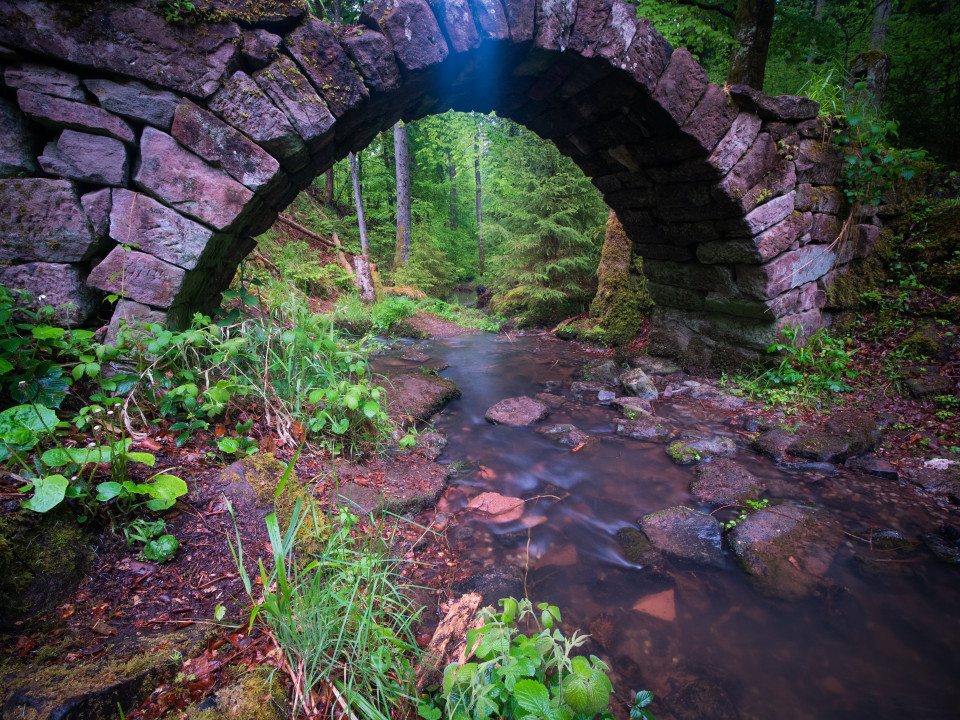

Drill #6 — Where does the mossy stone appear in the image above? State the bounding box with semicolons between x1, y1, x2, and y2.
588;211;650;346
185;666;289;720
903;322;942;358
0;508;91;628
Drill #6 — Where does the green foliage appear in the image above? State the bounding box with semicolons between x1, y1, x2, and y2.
230;499;423;720
718;498;771;531
124;518;179;563
157;0;196;23
833;104;929;210
485;121;606;326
742;325;859;406
391;220;458;298
435;597;616;720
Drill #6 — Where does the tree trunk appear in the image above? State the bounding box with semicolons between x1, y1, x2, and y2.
394;121;412;268
447;154;458;230
349;151;375;302
727;0;776;90
353;254;375;302
870;0;893;48
474;125;484;276
324;168;334;205
332;0;341;25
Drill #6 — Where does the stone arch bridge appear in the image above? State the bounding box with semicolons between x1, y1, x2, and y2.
0;0;872;366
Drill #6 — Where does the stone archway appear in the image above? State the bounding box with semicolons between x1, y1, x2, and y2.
0;0;870;366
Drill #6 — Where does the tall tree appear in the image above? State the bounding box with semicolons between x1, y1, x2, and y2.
393;121;412;268
475;123;484;276
349;152;375;302
728;0;776;88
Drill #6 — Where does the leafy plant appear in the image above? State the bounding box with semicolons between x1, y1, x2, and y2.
124;517;179;563
230;499;424;720
743;324;858;406
438;597;616;720
717;498;770;531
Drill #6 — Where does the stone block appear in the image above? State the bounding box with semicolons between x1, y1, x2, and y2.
809;213;843;244
682;82;738;155
534;0;579;51
501;0;535;42
594;0;638;64
723;190;796;237
643;259;735;293
86;246;186;308
172;99;287;201
134;127;255;232
201;0;307;33
285;18;370;117
621;17;672;96
83;79;180;131
795;139;843;185
340;26;402;94
651;47;708;127
632;243;696;262
0;262;100;325
708;112;761;175
698;211;810;265
209;71;308;171
729;85;819;121
796;183;844;214
254;56;336;152
17;89;135;144
0;178;94;262
109;189;218;271
4;64;84;100
241;29;282;70
432;0;481;53
0;97;37;177
646;282;706;311
717;131;776;202
39;130;129;186
104;299;168;347
738;160;796;214
737;244;837;300
81;188;112;239
362;0;449;72
0;2;240;98
567;0;610;56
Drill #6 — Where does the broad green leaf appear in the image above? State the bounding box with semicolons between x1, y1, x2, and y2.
143;474;188;511
22;474;69;512
32;326;65;340
633;691;654;709
124;451;157;467
0;358;13;375
143;534;178;562
514;679;551;715
96;481;123;502
42;445;111;467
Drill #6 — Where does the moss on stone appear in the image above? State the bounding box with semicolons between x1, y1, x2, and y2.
903;322;942;358
185;666;289;720
667;441;702;464
0;508;91;627
826;231;892;309
587;211;650;346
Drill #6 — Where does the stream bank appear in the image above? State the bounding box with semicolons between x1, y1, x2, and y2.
2;313;958;720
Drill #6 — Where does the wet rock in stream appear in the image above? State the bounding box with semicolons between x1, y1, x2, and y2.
484;396;549;426
618;367;658;400
728;501;842;600
924;526;960;564
666;436;737;465
451;566;524;606
616;416;676;443
384;372;461;425
752;428;797;462
570;380;612;403
845;453;899;480
787;411;880;463
534;391;567;408
611;396;653;416
538;423;597;448
639;506;726;568
579;358;621;385
690;458;762;506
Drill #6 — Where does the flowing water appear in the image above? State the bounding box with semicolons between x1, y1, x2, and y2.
380;332;960;720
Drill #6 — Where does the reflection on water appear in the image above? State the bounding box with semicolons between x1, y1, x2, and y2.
382;333;960;720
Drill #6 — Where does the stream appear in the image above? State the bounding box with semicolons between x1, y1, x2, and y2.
379;332;960;720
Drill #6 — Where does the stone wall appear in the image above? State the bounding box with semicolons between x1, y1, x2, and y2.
0;0;870;366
